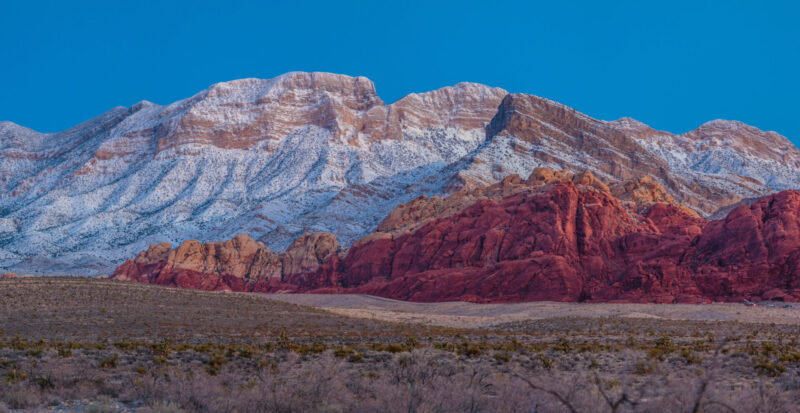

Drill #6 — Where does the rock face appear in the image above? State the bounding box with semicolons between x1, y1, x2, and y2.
113;169;800;303
0;73;507;274
451;94;798;216
113;232;339;292
2;72;799;275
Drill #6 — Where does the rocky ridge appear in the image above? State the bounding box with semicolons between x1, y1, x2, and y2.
2;72;798;275
113;168;800;303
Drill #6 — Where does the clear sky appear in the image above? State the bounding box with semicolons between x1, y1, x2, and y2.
2;0;798;143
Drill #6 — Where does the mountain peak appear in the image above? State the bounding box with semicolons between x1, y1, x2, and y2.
696;119;748;131
1;73;798;276
199;72;382;108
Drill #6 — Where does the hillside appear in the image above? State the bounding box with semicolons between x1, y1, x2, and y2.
113;168;800;303
2;72;798;275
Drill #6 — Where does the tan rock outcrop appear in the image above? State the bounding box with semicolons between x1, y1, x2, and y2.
611;175;701;218
112;232;337;290
282;232;340;276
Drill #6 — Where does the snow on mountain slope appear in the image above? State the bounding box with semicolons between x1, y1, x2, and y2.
0;72;507;274
633;119;800;193
443;94;798;215
0;71;797;275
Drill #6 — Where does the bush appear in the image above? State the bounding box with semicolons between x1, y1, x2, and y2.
5;368;26;384
206;353;226;375
680;348;702;365
754;358;787;377
494;353;510;363
99;355;118;369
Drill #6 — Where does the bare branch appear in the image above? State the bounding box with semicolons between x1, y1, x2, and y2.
512;371;579;413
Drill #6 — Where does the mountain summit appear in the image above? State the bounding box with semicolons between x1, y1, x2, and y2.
0;72;797;274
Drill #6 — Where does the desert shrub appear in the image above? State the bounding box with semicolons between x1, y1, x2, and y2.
494;352;510;363
778;351;800;363
551;337;572;352
537;354;554;369
56;343;73;358
647;336;675;360
114;341;138;350
680;348;703;365
151;339;171;356
754;358;787;377
333;346;355;358
236;346;254;358
276;329;295;351
32;375;54;389
99;355;118;368
25;345;43;357
633;359;656;375
206;353;226;375
5;367;26;383
297;341;327;356
8;337;27;351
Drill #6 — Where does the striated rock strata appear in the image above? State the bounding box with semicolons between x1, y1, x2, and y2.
113;169;800;303
2;72;798;276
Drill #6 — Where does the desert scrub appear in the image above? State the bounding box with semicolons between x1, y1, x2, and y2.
5;366;26;383
99;355;118;368
680;348;702;365
56;343;73;358
494;352;510;363
206;353;226;375
551;337;572;352
535;354;554;369
297;341;327;356
633;359;657;375
333;346;356;358
647;336;675;360
753;357;787;377
458;341;483;357
114;340;140;350
151;339;171;356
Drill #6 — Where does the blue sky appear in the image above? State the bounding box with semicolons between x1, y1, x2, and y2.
1;1;798;143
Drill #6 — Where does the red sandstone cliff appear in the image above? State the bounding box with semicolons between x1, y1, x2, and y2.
112;169;800;303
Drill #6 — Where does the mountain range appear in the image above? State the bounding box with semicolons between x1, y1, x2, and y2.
1;71;798;277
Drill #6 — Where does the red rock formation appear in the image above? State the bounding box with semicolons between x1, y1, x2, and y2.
113;232;338;292
113;173;800;304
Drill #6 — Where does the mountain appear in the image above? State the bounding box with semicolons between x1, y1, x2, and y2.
112;168;800;303
1;72;797;275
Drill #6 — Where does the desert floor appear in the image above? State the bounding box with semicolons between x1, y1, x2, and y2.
2;277;800;412
263;293;800;328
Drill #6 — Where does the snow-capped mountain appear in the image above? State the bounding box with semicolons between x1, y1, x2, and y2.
0;72;796;274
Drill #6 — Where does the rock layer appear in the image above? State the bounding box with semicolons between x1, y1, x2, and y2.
113;169;800;303
3;72;798;275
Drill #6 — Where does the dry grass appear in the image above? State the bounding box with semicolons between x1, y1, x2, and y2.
2;277;800;412
0;277;457;343
264;293;800;328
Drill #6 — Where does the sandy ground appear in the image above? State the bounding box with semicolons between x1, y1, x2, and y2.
263;294;800;328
